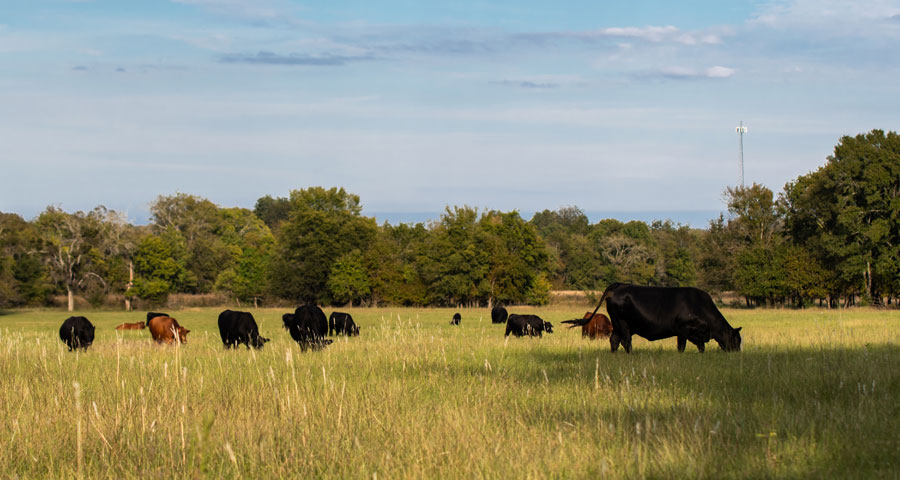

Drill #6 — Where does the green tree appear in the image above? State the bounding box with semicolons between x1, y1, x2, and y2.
589;220;656;285
360;223;427;306
34;206;113;311
530;207;597;289
253;195;292;232
480;210;549;306
696;215;736;295
724;184;792;305
650;220;698;287
150;194;231;293
212;207;275;305
269;187;377;303
130;231;194;305
418;206;491;306
327;250;371;305
782;130;900;304
0;213;49;307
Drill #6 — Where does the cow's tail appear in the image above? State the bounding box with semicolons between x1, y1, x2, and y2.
587;283;618;320
560;319;588;327
560;283;618;327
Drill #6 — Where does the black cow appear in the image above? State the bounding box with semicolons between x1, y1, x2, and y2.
329;312;359;336
491;306;508;324
59;316;95;351
282;313;294;330
146;311;169;327
505;314;554;337
450;312;461;325
590;282;742;354
218;310;270;349
284;305;332;351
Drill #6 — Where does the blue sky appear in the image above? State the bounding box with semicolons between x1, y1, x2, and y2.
2;0;899;225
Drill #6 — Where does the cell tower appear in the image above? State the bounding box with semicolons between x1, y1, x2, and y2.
736;121;748;186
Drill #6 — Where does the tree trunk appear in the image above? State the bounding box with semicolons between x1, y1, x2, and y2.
125;261;134;311
67;285;74;312
865;261;873;303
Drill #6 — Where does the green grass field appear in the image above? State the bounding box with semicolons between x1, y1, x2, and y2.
1;306;899;478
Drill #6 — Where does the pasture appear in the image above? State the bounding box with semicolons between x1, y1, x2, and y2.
1;307;899;478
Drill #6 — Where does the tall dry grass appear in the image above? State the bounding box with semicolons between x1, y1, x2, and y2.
1;307;898;478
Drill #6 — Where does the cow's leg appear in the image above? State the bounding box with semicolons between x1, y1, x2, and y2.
677;336;687;353
619;324;633;353
609;332;620;352
695;342;705;353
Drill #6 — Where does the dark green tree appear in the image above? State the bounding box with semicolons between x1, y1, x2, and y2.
253;195;292;232
782;130;900;304
650;220;698;287
360;223;428;306
417;206;490;306
269;187;377;303
480;210;550;306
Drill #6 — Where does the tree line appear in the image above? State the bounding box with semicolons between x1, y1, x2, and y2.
1;130;898;310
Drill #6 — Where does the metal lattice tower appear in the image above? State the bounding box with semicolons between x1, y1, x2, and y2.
735;121;748;186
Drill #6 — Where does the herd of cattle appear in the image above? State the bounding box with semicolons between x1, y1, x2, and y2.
57;283;742;354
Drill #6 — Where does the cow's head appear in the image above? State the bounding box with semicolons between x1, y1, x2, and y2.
717;327;742;352
543;322;554;334
79;324;95;348
176;327;190;344
351;325;360;336
252;336;270;349
282;314;294;330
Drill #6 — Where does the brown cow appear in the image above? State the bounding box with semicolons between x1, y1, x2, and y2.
115;322;146;330
561;311;613;339
147;316;190;344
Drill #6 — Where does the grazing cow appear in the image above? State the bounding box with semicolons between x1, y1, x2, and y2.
589;283;742;354
561;312;613;339
147;315;190;345
450;312;461;325
115;322;146;330
59;316;95;351
282;313;294;330
505;314;554;337
491;306;508;324
146;311;169;327
284;305;332;351
218;310;270;349
329;312;359;336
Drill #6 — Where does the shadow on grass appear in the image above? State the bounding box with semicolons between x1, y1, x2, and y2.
442;344;900;477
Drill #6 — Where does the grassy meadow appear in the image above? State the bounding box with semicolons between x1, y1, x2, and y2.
1;306;899;478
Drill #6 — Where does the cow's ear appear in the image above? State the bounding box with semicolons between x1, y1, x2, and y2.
735;327;742;333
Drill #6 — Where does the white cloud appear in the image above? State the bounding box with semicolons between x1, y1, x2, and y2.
705;66;735;78
654;65;735;79
751;0;900;30
597;25;722;45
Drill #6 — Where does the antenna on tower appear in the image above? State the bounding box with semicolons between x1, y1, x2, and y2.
736;121;748;186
